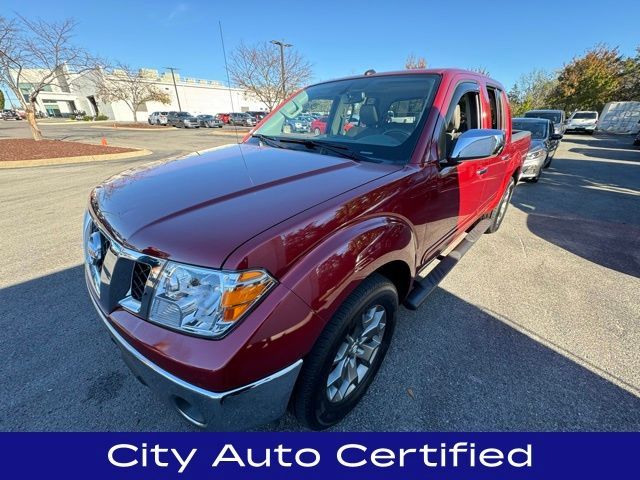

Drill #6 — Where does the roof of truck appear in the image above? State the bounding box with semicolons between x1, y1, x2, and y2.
311;68;501;88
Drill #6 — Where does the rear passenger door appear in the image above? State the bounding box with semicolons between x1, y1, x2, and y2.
483;86;510;205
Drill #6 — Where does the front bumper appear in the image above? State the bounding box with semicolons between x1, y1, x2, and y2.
566;124;596;132
89;292;302;430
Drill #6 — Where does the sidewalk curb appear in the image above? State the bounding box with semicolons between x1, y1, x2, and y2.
0;149;153;169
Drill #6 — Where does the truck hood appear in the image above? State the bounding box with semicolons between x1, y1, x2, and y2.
568;118;597;125
91;143;400;268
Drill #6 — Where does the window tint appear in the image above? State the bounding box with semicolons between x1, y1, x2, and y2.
487;87;504;130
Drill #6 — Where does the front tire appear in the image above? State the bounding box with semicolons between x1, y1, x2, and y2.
485;177;515;234
291;274;397;430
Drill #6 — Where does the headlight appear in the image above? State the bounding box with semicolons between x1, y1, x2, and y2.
525;149;544;161
148;262;276;338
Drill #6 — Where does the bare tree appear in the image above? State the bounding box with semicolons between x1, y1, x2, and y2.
228;41;312;111
0;15;101;140
95;64;171;122
405;54;427;70
469;66;491;76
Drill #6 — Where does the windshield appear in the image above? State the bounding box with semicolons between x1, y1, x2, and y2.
251;74;440;163
513;120;548;140
572;112;597;119
525;111;561;123
177;112;192;117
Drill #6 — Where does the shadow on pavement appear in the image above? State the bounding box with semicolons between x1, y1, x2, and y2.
512;135;640;277
1;266;638;431
566;134;640;151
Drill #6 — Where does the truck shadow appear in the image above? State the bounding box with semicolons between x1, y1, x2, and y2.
511;136;640;278
2;266;638;431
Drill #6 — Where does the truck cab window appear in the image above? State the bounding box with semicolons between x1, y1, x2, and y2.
487;87;504;130
440;89;480;159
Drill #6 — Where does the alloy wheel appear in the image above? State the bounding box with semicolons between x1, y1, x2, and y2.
326;304;387;403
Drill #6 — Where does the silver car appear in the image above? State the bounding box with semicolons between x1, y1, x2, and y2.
513;118;563;183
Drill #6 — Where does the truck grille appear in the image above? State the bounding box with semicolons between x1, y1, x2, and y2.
130;262;151;301
84;215;164;316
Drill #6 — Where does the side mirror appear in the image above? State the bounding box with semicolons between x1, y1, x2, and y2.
450;129;505;161
550;133;563;140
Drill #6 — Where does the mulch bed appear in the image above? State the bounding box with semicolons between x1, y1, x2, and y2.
0;139;135;162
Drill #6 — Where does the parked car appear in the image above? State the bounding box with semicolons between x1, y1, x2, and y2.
85;69;530;431
2;109;22;120
634;130;640;146
148;111;169;125
310;115;358;136
524;109;566;136
247;111;268;121
513;117;562;182
197;114;224;128
167;111;200;128
228;112;256;127
216;113;231;124
311;115;328;135
566;111;598;134
283;114;314;133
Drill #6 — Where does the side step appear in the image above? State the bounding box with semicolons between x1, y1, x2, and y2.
404;218;492;310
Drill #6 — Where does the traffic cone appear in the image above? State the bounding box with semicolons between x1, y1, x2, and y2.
101;137;107;146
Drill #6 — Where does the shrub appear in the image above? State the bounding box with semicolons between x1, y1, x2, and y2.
82;115;93;121
95;114;109;121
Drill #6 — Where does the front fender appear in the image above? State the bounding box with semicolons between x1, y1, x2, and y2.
280;216;417;323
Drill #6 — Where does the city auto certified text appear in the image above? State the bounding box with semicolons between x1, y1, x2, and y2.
108;442;532;473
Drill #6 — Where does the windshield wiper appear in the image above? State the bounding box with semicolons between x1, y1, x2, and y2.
275;137;382;163
251;133;285;149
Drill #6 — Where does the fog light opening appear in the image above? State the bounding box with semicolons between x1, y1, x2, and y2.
172;396;207;427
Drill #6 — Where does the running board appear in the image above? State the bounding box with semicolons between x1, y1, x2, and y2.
404;218;492;310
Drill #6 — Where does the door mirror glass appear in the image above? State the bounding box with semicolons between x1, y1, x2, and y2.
550;133;563;140
450;129;505;161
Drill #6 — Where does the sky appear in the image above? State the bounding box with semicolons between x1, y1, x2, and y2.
2;0;639;91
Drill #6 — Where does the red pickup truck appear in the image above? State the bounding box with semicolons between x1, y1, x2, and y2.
84;69;530;430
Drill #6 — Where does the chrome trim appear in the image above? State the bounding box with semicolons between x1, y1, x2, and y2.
450;129;506;161
88;290;303;430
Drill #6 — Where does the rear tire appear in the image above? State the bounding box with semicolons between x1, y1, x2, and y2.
291;274;397;430
485;177;515;234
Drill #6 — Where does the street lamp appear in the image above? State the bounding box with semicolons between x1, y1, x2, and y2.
165;66;182;111
270;40;292;99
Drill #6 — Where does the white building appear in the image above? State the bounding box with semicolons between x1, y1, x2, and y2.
13;65;268;121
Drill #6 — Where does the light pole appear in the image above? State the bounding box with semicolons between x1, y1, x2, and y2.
270;40;292;99
165;66;182;111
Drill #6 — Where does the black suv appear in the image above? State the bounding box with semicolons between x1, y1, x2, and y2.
167;111;200;128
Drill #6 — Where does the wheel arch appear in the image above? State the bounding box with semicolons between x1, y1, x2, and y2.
281;215;417;325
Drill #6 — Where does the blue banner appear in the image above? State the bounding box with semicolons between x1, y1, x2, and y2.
0;433;637;478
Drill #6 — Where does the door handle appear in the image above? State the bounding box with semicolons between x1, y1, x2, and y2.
477;167;488;175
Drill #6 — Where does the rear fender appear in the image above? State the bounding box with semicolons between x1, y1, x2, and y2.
281;217;416;324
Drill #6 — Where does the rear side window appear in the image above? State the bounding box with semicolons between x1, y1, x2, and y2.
487;86;504;130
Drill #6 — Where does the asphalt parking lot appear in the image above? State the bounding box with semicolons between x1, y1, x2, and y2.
0;122;639;431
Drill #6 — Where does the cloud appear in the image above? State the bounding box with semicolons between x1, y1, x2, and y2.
167;3;189;20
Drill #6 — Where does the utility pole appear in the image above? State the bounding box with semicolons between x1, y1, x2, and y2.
270;40;292;100
165;67;182;111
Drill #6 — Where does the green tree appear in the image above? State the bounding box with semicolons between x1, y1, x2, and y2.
617;46;640;101
0;89;4;110
507;69;557;116
549;44;623;112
